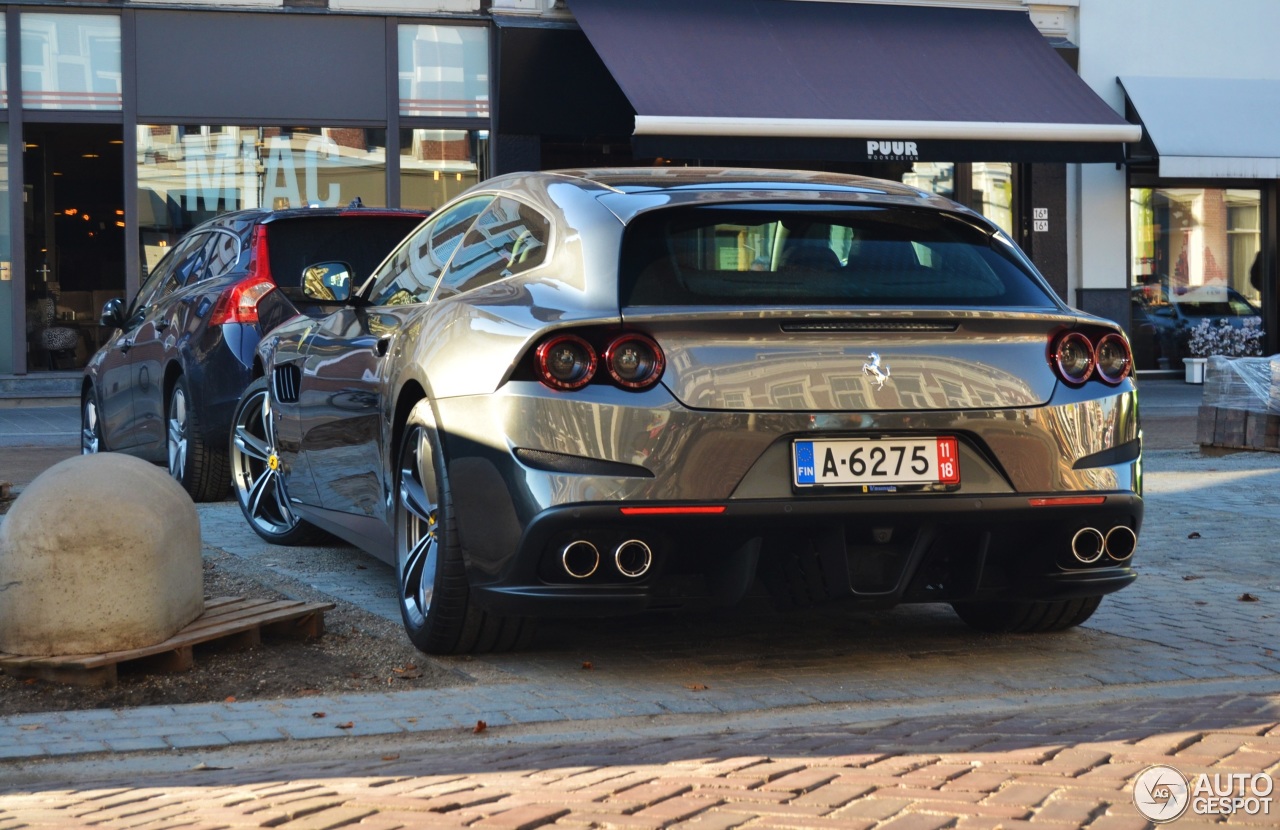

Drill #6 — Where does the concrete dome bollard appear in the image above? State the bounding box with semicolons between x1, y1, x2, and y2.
0;453;204;656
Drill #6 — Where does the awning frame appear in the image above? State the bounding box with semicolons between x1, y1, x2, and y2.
635;115;1142;144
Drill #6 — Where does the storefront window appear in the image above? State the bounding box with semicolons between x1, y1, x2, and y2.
902;163;954;199
0;17;7;108
901;162;1013;237
136;126;387;273
399;129;484;210
0;126;11;373
397;24;489;118
21;14;121;111
1129;187;1263;371
971;162;1013;238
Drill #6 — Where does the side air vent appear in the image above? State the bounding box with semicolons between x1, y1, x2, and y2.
780;321;959;333
272;364;301;403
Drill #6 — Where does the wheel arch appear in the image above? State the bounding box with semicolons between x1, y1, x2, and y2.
391;379;429;472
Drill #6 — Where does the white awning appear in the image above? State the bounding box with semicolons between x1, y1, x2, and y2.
1120;76;1280;178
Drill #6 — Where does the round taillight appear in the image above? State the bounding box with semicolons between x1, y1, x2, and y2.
535;334;597;390
1053;332;1095;384
1094;333;1132;384
604;334;665;390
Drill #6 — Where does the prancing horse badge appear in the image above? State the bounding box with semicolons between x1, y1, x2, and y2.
862;352;891;390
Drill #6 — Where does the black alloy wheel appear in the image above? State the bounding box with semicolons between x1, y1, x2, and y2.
81;391;102;455
167;375;230;501
395;414;531;654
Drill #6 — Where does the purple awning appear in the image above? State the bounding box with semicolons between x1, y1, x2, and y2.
565;0;1141;163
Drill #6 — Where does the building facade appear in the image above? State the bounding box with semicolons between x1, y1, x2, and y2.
1;0;1274;381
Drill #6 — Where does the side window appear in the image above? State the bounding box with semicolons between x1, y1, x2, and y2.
200;230;242;282
172;232;212;286
127;233;204;324
368;196;491;306
435;197;551;301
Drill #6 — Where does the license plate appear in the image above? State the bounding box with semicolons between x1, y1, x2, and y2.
793;437;960;488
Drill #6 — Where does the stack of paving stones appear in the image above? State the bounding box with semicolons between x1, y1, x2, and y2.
1196;355;1280;451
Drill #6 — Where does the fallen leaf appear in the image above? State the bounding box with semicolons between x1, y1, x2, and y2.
1183;575;1204;581
382;754;400;761
1194;601;1208;606
685;683;710;691
336;722;354;730
473;720;488;734
1188;532;1202;539
582;661;594;671
392;664;418;674
1240;593;1261;602
393;670;423;680
19;725;40;731
312;712;326;719
22;678;37;686
224;696;237;703
406;717;419;724
191;762;230;771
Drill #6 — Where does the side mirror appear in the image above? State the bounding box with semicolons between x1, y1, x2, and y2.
301;261;354;303
99;297;125;328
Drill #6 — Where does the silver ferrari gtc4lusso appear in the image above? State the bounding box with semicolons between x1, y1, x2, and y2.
230;168;1142;654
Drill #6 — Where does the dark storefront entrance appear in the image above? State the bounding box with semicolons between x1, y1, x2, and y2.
22;123;124;371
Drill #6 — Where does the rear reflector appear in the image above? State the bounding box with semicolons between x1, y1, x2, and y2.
620;505;726;516
1028;496;1108;507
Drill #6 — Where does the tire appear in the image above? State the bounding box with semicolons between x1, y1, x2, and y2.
81;390;102;455
396;413;532;655
758;537;831;611
230;377;327;546
951;596;1103;633
167;375;230;502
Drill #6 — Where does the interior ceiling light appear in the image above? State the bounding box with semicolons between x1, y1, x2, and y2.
82;153;99;159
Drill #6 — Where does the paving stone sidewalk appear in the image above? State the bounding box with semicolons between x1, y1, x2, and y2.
2;689;1277;829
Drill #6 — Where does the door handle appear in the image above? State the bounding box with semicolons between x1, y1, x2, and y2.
155;320;170;332
375;337;390;357
119;339;133;354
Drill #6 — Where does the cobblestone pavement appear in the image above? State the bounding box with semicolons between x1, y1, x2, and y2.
3;382;1280;827
2;689;1278;828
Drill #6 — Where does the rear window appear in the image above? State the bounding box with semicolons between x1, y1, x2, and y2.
619;204;1056;308
266;214;424;290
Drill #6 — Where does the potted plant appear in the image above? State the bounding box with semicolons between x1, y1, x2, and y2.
1184;317;1265;383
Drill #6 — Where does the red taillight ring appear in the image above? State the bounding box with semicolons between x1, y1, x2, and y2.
1053;331;1095;385
1094;332;1133;385
604;333;665;390
535;334;597;391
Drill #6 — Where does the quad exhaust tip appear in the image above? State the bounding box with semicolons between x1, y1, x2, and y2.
614;539;653;578
562;540;600;579
1104;525;1137;562
1071;525;1138;564
1070;527;1105;564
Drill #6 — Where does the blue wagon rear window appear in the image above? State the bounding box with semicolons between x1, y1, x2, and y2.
619;204;1057;308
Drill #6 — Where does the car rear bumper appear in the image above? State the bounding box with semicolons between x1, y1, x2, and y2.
468;492;1142;617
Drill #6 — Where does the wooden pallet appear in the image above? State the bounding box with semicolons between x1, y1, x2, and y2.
0;597;335;688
